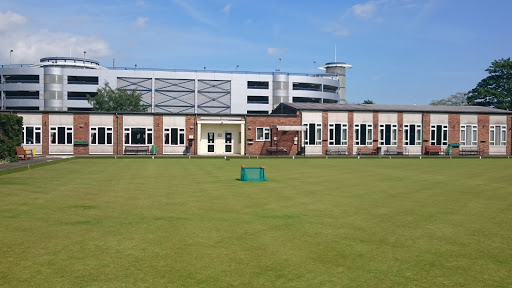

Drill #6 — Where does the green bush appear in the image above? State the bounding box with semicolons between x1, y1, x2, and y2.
0;113;23;161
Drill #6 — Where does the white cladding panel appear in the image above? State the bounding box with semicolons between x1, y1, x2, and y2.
328;112;348;122
430;114;448;124
49;114;73;125
353;112;373;123
302;112;322;123
460;115;478;125
123;115;153;126
90;115;113;126
403;113;422;123
163;116;186;127
378;112;397;123
490;115;507;125
18;114;42;125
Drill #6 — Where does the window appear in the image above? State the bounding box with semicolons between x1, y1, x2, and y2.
460;125;478;146
23;126;41;144
50;126;73;145
323;85;338;93
490;125;507;146
247;81;269;89
379;124;398;145
247;96;269;104
256;127;270;141
5;91;39;99
329;123;348;146
292;97;322;103
4;75;39;83
303;123;322;146
354;124;373;146
124;127;153;145
91;127;113;145
404;124;422;146
430;125;448;145
68;92;97;100
247;110;269;115
67;76;99;85
164;128;185;145
293;82;321;91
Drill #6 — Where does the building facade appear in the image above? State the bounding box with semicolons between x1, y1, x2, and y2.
11;103;512;157
0;57;346;114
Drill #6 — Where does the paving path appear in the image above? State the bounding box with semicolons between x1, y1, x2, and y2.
0;156;72;171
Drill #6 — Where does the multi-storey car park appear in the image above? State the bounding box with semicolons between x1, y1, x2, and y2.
0;57;351;113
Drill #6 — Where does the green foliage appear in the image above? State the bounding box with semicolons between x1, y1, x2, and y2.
467;58;512;110
88;82;148;112
362;99;375;104
430;92;468;106
0;113;23;161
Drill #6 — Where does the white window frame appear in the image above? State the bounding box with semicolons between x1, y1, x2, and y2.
490;125;507;146
23;126;42;145
303;123;322;146
460;124;478;146
164;128;185;146
354;123;373;146
90;126;113;145
328;123;348;146
124;127;153;145
256;127;270;141
403;124;422;146
50;126;73;145
430;124;448;146
379;124;398;146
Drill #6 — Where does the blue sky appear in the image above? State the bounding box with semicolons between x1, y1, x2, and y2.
1;0;511;104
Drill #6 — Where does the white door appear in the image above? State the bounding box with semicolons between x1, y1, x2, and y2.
224;132;233;153
207;132;215;153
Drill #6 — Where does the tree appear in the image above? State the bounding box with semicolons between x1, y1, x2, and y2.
88;82;148;112
0;114;23;161
362;99;375;104
467;58;512;110
429;92;468;106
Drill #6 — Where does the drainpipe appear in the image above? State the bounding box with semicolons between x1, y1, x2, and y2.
194;114;198;156
244;116;247;156
421;112;424;156
116;112;119;155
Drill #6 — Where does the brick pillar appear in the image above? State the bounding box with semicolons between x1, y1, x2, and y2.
422;113;431;155
73;114;89;155
42;113;49;155
373;112;379;150
448;114;460;156
113;114;124;155
322;111;328;155
398;112;404;148
186;116;196;155
478;114;490;155
348;112;354;155
154;115;163;155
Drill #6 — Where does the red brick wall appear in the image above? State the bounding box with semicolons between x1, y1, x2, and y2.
448;114;460;156
186;116;196;155
422;113;431;154
397;113;404;148
246;115;301;155
73;114;89;155
42;113;49;155
372;112;378;150
322;111;329;154
154;115;163;155
478;115;490;155
114;114;124;155
348;112;354;154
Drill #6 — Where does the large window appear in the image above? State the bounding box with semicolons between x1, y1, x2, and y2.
293;82;321;91
430;125;448;145
50;126;73;145
404;124;422;146
247;81;269;89
303;123;322;146
354;124;373;146
490;125;507;146
328;123;348;146
23;126;41;145
91;127;113;145
460;125;478;146
379;124;398;145
247;96;269;104
124;127;153;145
4;75;39;83
164;128;185;145
256;127;270;141
67;76;99;85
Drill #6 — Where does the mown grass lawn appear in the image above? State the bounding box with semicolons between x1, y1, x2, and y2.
1;157;511;287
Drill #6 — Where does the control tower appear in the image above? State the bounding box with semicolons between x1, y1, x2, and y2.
319;62;352;104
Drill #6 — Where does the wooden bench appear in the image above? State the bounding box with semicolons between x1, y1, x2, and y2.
385;146;408;156
16;146;33;160
460;147;482;155
267;146;287;155
327;146;350;155
357;146;377;155
124;145;150;155
425;145;443;155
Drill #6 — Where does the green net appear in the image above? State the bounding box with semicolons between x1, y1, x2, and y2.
240;166;266;182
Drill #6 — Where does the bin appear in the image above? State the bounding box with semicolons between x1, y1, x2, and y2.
376;147;382;155
151;145;157;155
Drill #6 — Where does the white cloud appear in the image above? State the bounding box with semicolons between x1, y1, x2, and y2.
0;10;110;64
323;22;351;37
222;4;232;15
0;11;27;31
267;48;286;56
352;1;377;18
136;0;147;8
171;0;216;26
134;17;148;28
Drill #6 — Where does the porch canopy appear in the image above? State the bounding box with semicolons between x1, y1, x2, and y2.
270;125;306;131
